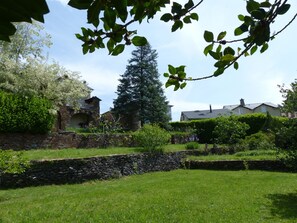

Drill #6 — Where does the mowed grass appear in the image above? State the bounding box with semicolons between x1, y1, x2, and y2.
187;150;278;161
0;170;296;223
21;144;187;161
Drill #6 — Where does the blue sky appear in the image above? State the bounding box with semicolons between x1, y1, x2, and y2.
44;0;297;121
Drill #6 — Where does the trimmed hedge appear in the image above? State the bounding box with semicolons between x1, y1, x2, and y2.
170;113;287;143
0;91;55;133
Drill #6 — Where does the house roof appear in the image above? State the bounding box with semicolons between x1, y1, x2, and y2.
223;102;279;111
181;109;233;120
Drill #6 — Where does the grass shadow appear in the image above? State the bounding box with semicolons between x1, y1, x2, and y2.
266;192;297;220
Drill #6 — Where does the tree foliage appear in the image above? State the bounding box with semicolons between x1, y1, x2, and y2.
0;91;55;133
0;0;49;41
276;118;297;171
213;116;250;145
133;124;171;152
0;23;90;110
279;79;297;115
0;0;296;89
113;43;169;129
0;150;30;177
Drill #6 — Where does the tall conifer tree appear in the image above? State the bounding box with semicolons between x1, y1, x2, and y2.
113;43;169;129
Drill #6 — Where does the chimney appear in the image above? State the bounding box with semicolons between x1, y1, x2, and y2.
209;104;212;113
240;98;245;106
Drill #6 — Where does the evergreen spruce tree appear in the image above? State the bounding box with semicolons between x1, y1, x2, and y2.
113;43;169;130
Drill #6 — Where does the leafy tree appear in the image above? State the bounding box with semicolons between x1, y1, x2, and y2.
113;43;169;129
0;22;51;64
0;0;296;89
279;79;297;116
213;116;250;145
0;22;90;110
275;118;297;171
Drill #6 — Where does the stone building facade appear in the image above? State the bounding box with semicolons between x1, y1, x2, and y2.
54;96;101;131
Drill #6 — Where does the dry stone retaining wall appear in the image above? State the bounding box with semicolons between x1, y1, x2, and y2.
1;151;191;188
0;133;196;150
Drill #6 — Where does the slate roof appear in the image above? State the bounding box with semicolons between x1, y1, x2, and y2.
223;102;279;111
181;109;233;120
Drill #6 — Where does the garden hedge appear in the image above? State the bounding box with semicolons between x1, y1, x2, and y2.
170;113;287;143
0;91;55;133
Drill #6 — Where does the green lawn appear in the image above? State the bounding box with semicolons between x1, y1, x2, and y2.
0;170;296;222
187;149;278;161
21;144;187;161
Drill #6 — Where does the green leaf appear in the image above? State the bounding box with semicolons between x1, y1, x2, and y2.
216;45;222;54
107;39;115;54
176;65;186;72
246;0;260;13
183;16;191;24
260;2;271;7
221;54;235;62
214;68;224;77
217;31;226;41
131;36;147;46
111;44;125;56
168;65;176;75
82;44;89;54
104;8;116;28
234;62;239;70
174;83;180;91
115;0;128;22
190;13;199;21
68;0;92;9
250;45;258;55
177;71;186;80
204;44;213;56
276;4;290;15
238;14;245;21
223;47;235;56
171;20;183;32
87;0;101;25
251;9;266;20
184;0;194;10
180;82;187;89
214;61;224;68
234;24;248;36
171;2;182;14
204;30;214;43
81;27;88;36
160;13;173;22
163;73;170;78
260;43;269;53
209;51;220;60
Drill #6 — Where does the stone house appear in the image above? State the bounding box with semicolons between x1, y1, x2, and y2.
54;96;101;131
180;99;281;121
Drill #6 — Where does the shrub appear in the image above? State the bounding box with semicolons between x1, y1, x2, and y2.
133;124;171;152
213;116;249;145
239;131;276;151
0;91;55;133
185;142;200;150
0;150;30;176
275;118;297;171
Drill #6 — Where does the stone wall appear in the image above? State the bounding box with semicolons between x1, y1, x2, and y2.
0;132;194;150
0;151;191;188
185;160;289;172
0;132;135;150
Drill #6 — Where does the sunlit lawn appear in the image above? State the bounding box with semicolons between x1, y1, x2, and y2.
21;144;187;161
0;170;296;222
